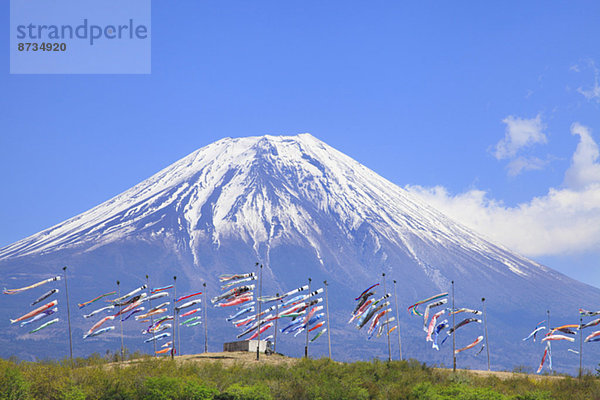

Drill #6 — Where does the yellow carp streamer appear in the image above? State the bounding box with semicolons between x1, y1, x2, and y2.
4;276;61;295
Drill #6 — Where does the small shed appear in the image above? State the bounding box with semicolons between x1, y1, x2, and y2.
223;340;272;353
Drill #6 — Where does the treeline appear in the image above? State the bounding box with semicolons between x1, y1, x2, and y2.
1;354;599;400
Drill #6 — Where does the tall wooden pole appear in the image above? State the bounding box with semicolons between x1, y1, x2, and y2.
393;280;402;360
382;273;391;362
304;277;311;358
546;309;551;371
324;280;332;359
203;282;208;353
256;263;262;361
482;297;490;371
117;280;124;362
62;266;73;366
146;275;157;356
172;276;177;359
579;316;583;379
274;293;279;353
452;280;456;372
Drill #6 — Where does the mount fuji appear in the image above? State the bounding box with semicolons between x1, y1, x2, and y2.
1;133;598;372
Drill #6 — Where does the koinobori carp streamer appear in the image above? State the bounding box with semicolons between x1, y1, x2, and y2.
454;335;484;354
10;300;58;324
219;272;255;283
310;328;327;342
175;299;202;312
84;326;115;339
78;291;116;309
175;292;203;303
423;299;447;332
211;285;254;304
21;307;58;327
31;289;59;306
4;276;61;295
355;284;379;301
408;292;448;316
541;334;575;343
522;326;546;342
111;284;147;304
29;318;59;334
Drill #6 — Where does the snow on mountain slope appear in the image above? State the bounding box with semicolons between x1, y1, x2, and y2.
0;134;546;285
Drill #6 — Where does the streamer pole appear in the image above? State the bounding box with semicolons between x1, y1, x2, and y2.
382;273;391;362
579;316;583;379
304;277;311;358
62;266;73;366
172;276;177;359
324;280;332;359
203;282;208;353
146;275;156;356
393;279;402;360
452;280;456;372
482;297;490;371
117;280;124;362
274;293;279;353
256;263;262;361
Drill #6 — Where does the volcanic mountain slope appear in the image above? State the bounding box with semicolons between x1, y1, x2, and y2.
1;134;598;372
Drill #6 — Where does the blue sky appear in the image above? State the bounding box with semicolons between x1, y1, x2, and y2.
2;2;600;287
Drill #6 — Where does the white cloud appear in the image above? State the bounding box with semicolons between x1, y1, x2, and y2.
506;156;548;177
407;123;600;257
576;61;600;102
564;123;600;189
494;114;547;160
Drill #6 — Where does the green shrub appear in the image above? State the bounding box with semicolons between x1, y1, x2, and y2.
139;376;217;400
219;383;272;400
0;362;30;400
411;382;508;400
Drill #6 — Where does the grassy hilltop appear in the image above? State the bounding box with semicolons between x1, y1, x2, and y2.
1;352;599;400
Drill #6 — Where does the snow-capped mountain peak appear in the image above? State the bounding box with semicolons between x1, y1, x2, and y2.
1;134;542;287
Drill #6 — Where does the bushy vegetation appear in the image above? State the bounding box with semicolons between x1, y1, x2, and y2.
0;354;599;400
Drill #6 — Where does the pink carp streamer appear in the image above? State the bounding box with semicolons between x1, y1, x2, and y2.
536;345;549;374
10;300;58;324
85;315;115;337
455;335;484;354
426;310;446;342
215;295;252;308
541;334;575;343
4;276;61;295
423;299;447;331
248;323;273;340
584;330;600;342
181;308;201;318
